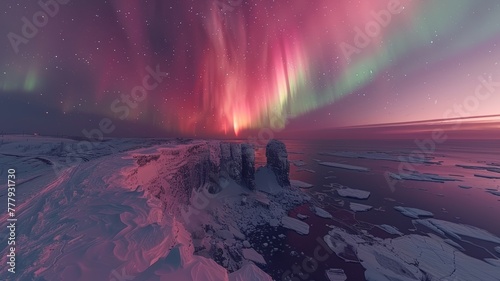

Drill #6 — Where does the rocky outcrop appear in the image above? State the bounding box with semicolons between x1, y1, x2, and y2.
212;142;255;191
220;143;243;183
265;139;290;187
241;144;256;190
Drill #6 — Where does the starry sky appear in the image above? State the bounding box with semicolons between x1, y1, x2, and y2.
1;0;500;138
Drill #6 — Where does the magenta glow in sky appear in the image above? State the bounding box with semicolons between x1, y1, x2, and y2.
1;0;500;137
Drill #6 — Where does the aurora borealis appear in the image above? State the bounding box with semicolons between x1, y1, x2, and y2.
1;0;500;137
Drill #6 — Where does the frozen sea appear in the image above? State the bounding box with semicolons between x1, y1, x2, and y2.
252;139;500;280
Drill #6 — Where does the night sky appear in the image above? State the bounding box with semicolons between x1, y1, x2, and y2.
1;0;500;138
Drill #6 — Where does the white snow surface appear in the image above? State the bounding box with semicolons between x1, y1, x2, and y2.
0;137;286;281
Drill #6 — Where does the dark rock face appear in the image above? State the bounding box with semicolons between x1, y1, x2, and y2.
217;142;255;190
220;143;242;183
266;139;290;187
241;144;256;190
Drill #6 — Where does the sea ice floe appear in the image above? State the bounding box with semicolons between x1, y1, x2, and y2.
337;188;370;199
444;239;465;251
388;172;459;183
241;248;266;265
415;219;500;244
297;168;316;173
319;162;369;172
377;224;403;235
290;180;313;189
325;268;347;281
323;151;438;164
474;174;500;180
484;258;500;267
281;216;310;235
324;226;500;281
394;206;434;219
314;206;333;219
296;214;309;220
349;203;372;212
486;190;500;196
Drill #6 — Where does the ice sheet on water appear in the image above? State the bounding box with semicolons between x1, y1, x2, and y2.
319;162;369;172
325;268;347;281
241;248;267;265
394;206;434;219
324;151;438;164
282;216;310;235
487;190;500;196
475;174;500;179
337;188;370;199
324;226;500;281
314;206;333;218
290;179;313;189
378;224;403;236
349;202;372;212
415;219;500;244
389;172;460;183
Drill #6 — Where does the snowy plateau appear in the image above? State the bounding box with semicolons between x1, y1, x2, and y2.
0;136;308;281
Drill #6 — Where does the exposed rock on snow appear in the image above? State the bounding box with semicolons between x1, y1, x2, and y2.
216;142;257;191
349;202;372;212
282;216;310;235
314;206;333;218
241;144;256;190
319;162;369;172
394;206;434;219
241;248;266;265
266;139;290;187
325;268;347;281
220;143;243;183
337;188;370;199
